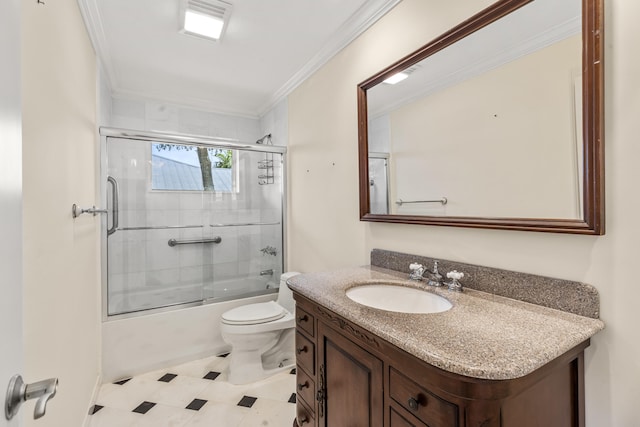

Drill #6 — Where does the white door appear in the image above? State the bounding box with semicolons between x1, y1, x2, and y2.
1;0;23;425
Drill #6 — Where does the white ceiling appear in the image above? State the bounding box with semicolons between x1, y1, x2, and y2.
79;0;401;118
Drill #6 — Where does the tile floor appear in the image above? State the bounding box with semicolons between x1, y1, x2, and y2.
88;354;296;427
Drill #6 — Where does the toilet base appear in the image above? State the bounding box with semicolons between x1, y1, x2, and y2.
226;329;295;385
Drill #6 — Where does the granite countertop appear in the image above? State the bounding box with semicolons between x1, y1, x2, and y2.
287;266;605;381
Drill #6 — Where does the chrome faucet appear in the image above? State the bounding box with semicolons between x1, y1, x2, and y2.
425;260;444;287
260;269;274;276
408;260;463;291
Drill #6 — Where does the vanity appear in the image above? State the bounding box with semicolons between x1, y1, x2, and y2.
288;250;604;427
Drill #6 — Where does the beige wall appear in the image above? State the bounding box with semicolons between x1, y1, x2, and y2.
288;0;640;425
22;0;101;425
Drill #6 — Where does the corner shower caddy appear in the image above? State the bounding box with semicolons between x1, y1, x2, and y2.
256;133;274;185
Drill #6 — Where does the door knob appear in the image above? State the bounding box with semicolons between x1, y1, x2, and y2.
5;374;58;420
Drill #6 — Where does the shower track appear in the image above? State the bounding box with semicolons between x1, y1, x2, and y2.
117;221;281;231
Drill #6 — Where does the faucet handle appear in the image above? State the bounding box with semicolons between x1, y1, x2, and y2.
446;270;464;280
409;263;425;280
445;270;464;292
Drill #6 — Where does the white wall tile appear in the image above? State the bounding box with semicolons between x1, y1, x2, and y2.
145;240;180;270
146;268;180;288
99;67;113;127
260;98;288;147
110;115;146;131
112;97;145;120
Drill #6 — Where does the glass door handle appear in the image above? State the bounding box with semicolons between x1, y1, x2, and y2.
5;374;58;420
107;175;119;235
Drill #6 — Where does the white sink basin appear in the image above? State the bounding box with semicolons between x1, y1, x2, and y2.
346;284;452;314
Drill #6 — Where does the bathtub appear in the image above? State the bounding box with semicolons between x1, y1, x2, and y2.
102;283;278;382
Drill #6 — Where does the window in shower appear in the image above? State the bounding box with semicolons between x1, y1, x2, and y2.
151;143;235;192
103;135;285;317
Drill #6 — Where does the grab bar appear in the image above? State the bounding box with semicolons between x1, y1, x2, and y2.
168;237;222;247
107;176;119;236
396;197;447;206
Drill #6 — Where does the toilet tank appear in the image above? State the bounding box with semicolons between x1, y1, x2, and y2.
277;272;300;313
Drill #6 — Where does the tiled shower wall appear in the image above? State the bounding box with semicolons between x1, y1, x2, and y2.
110;97;262;142
108;95;289;147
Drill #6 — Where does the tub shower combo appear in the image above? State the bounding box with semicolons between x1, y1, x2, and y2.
99;128;286;319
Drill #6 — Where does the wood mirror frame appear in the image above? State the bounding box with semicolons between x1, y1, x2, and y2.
357;0;604;234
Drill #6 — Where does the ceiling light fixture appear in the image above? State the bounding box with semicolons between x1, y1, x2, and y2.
383;72;409;85
181;0;232;41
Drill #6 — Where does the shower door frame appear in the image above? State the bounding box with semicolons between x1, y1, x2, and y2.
368;151;391;215
99;127;288;321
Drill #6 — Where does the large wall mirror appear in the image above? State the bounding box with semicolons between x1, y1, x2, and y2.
358;0;604;234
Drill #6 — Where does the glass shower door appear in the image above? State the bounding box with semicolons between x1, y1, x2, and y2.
203;149;284;301
104;134;285;317
106;137;213;316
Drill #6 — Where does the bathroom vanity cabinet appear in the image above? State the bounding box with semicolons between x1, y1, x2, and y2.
292;293;589;427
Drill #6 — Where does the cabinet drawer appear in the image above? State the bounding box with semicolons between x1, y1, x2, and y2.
296;306;315;337
296;366;316;411
390;368;458;427
296;401;314;427
390;407;427;427
296;331;315;375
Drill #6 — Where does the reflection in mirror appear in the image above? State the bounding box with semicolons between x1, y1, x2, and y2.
368;152;390;214
358;0;604;234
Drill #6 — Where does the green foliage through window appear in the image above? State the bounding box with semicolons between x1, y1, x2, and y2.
152;143;233;192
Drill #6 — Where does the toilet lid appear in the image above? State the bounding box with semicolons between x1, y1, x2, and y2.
222;301;287;325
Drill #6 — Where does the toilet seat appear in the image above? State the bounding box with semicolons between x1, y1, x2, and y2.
222;301;287;325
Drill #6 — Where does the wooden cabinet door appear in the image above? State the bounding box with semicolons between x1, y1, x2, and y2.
318;322;383;427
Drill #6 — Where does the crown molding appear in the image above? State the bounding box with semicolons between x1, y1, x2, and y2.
257;0;402;116
78;0;401;119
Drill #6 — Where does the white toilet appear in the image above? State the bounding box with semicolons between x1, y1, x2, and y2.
220;272;300;384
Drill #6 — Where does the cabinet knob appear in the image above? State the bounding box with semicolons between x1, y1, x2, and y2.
298;415;309;425
296;346;308;355
298;314;309;322
298;381;309;391
408;397;420;411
